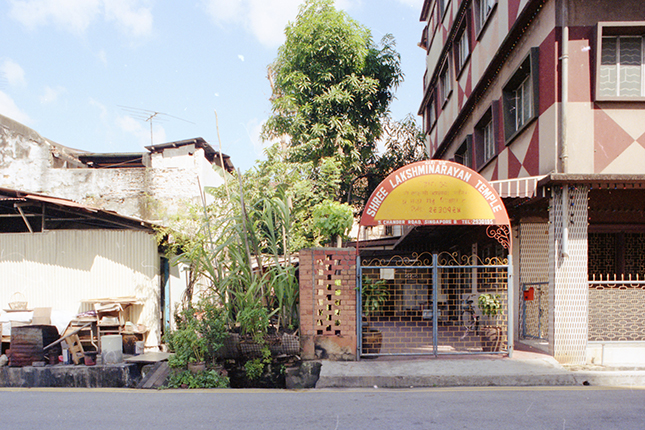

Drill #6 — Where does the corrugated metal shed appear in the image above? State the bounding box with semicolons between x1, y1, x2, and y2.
0;182;169;350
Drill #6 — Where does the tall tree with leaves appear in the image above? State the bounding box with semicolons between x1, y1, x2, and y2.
263;0;403;201
344;114;428;209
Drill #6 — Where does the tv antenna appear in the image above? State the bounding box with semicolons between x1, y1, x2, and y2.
118;105;195;145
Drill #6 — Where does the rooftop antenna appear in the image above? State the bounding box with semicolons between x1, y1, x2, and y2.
118;105;195;145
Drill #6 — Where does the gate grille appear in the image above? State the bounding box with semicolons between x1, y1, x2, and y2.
360;252;508;356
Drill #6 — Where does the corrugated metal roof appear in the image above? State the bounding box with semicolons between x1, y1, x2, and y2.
0;187;156;231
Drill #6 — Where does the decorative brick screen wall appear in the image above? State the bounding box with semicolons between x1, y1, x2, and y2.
299;248;357;360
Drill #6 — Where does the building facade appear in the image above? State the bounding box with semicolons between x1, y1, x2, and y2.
419;0;645;364
0;113;233;224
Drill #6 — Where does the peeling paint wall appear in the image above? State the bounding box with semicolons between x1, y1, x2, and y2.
0;114;225;223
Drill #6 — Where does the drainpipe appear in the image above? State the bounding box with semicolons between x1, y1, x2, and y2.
560;20;569;173
560;2;570;258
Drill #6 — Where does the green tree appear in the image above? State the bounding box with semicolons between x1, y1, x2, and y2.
345;114;428;208
263;0;403;201
215;143;344;251
312;199;354;246
376;114;428;177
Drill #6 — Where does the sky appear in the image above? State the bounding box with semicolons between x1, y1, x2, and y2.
0;0;426;172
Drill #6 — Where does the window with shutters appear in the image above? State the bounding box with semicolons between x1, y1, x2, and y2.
474;103;499;169
502;48;539;143
474;0;497;37
596;23;645;100
455;136;472;168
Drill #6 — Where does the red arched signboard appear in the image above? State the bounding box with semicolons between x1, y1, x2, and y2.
360;160;510;227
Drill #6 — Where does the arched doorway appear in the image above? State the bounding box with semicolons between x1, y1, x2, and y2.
357;160;513;357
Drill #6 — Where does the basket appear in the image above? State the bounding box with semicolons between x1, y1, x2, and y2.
8;292;28;310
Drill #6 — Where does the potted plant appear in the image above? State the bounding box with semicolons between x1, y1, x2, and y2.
165;300;227;374
477;293;502;352
361;277;389;354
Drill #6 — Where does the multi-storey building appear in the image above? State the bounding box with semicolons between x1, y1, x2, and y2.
419;0;645;364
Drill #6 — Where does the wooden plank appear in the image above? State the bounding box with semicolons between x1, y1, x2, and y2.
66;334;85;365
137;361;171;389
44;322;92;351
125;351;171;364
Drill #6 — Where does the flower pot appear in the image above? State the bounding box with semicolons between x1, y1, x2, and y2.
362;328;383;355
480;326;501;352
187;362;206;373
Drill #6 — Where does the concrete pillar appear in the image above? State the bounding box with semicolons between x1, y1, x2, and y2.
548;185;589;364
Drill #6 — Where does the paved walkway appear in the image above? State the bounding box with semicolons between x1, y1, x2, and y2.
316;344;645;388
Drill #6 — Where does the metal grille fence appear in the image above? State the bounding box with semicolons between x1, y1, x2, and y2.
520;282;548;340
359;252;508;356
588;277;645;341
518;223;550;342
587;232;645;342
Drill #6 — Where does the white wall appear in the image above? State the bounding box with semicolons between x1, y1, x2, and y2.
0;230;162;348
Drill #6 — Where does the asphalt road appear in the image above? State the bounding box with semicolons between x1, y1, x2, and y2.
1;386;644;429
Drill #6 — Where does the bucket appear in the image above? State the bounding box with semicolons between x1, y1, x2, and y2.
101;334;123;364
84;351;98;366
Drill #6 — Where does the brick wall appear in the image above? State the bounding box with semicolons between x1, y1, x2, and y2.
299;248;357;361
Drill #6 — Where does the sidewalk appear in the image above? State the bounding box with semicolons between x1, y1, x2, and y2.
316;344;645;389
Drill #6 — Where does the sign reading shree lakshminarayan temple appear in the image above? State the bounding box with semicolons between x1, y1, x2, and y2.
360;160;509;227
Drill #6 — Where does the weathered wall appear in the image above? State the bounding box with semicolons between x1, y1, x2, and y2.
0;115;55;193
0;114;224;223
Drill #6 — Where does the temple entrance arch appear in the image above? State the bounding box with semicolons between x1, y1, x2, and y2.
357;160;513;357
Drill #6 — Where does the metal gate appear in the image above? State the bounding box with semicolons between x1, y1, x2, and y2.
358;251;510;357
520;282;548;340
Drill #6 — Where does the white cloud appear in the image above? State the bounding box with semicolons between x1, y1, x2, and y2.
8;0;152;38
117;114;166;146
1;59;27;87
238;54;245;62
202;0;302;48
40;85;66;104
104;0;153;38
202;0;244;22
0;91;32;124
244;117;270;159
335;0;357;11
89;98;109;122
150;123;167;145
97;50;108;65
9;0;101;34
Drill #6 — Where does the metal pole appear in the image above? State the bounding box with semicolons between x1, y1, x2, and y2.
507;258;514;358
357;255;362;359
432;252;438;357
